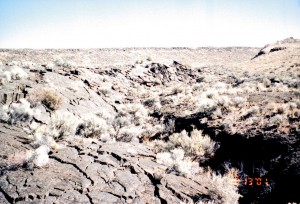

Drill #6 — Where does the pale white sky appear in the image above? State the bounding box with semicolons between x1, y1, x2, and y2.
0;0;299;48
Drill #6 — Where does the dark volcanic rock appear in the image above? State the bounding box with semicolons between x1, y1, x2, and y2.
1;41;299;203
129;61;201;86
0;123;229;204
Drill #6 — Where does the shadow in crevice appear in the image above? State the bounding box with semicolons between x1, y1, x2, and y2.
167;111;300;203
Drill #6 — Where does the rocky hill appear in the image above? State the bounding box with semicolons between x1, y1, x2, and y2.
0;38;299;203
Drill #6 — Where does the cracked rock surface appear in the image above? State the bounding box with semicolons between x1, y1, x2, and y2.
0;38;299;203
0;124;219;204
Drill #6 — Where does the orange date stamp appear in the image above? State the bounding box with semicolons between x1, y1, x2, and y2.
234;177;269;186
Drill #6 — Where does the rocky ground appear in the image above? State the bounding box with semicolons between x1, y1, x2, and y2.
0;37;299;203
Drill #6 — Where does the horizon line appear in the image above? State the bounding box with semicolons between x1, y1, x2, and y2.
0;46;262;50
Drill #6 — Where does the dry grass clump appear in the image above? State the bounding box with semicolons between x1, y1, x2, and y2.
21;61;35;69
0;70;11;85
0;99;40;125
231;96;246;107
47;111;77;140
270;114;284;126
42;90;63;110
212;96;300;135
196;97;216;111
286;102;300;119
216;95;232;108
156;148;241;203
156;148;201;177
33;111;77;143
29;111;106;150
0;100;67;153
54;57;64;66
28;88;63;110
116;126;142;142
117;103;149;126
0;66;28;85
155;129;218;161
198;168;241;204
171;86;185;95
76;114;111;141
11;66;28;80
264;102;285;114
240;106;260;120
263;102;299;121
112;113;131;131
31;145;50;167
111;102;164;142
157;81;249;115
54;57;76;68
116;123;163;143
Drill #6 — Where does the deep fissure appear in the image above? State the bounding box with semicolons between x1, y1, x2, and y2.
168;112;300;203
143;170;167;204
49;155;95;186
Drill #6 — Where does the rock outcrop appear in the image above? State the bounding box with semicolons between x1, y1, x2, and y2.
0;123;232;204
0;39;299;203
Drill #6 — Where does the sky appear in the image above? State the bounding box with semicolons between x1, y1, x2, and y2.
0;0;299;48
